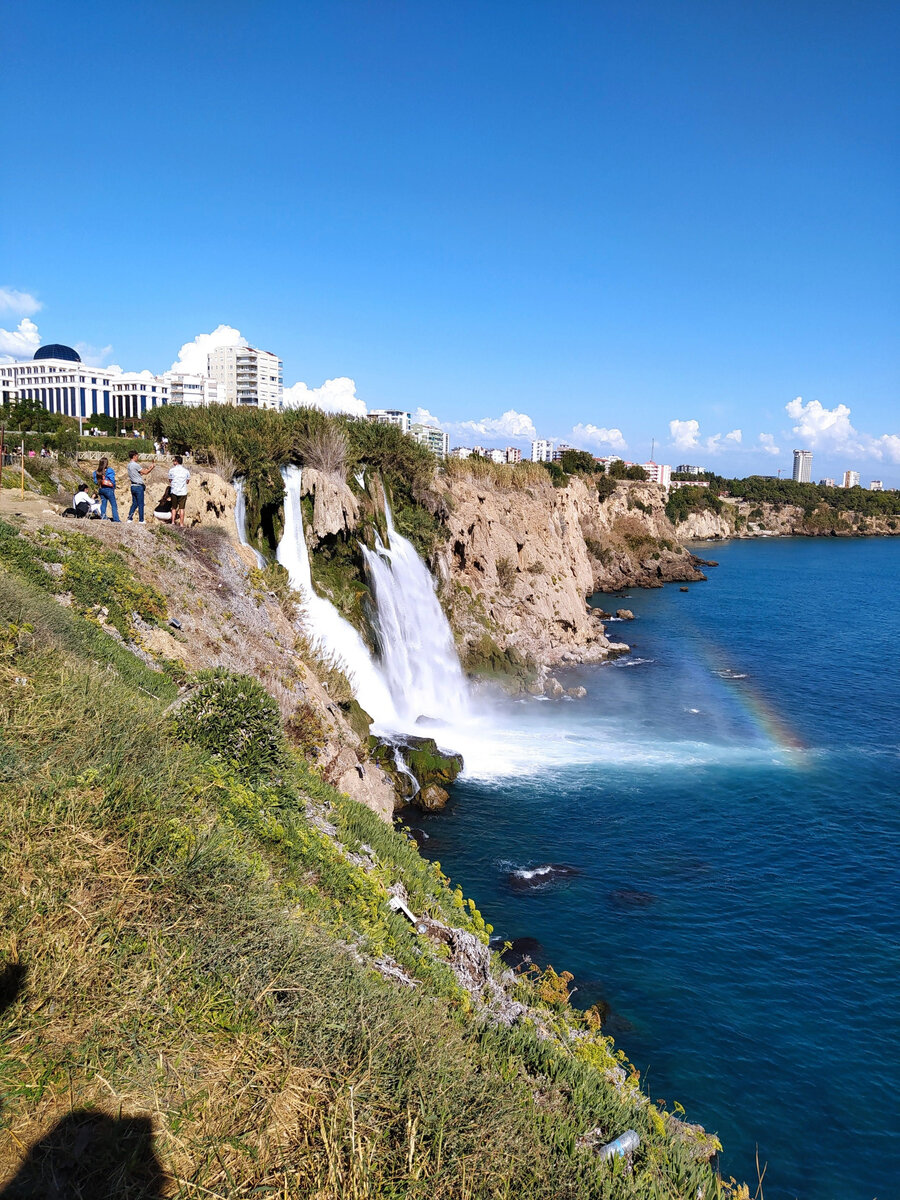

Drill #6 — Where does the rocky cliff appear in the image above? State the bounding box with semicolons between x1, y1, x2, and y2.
435;470;704;675
675;497;900;540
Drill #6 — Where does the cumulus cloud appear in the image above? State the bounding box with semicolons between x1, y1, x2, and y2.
669;419;701;451
785;396;862;453
670;419;744;455
450;409;537;442
0;288;42;316
758;433;780;456
282;377;367;418
170;324;247;375
571;422;627;451
75;341;115;367
785;396;900;462
412;407;443;427
0;317;41;362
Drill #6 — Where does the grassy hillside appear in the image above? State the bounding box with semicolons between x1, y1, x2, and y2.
0;516;740;1199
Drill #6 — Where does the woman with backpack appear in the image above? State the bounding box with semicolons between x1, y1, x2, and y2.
93;456;120;522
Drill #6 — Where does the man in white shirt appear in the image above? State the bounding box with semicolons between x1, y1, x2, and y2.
168;456;191;527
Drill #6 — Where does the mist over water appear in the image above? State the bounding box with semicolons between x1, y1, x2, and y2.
408;539;900;1200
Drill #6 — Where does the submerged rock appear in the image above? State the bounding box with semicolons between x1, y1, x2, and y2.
508;863;581;891
499;936;545;971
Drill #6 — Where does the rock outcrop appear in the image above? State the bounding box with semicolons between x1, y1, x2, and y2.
436;472;701;672
300;468;360;541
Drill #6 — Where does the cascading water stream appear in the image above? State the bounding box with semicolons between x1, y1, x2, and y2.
233;476;266;569
361;496;473;728
275;465;401;729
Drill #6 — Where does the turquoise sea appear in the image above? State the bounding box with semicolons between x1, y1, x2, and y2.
409;538;900;1200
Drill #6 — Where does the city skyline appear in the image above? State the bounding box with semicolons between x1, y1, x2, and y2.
2;2;898;483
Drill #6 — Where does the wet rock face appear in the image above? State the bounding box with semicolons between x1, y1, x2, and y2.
418;783;450;811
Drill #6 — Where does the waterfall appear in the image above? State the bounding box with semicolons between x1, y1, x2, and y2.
233;477;266;569
362;494;473;728
276;465;401;729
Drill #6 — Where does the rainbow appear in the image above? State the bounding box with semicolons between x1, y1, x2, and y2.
691;637;806;756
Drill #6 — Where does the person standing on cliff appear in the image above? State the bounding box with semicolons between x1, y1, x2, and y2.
92;456;120;523
127;450;155;524
167;455;190;527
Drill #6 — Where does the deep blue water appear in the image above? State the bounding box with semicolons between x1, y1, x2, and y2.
411;538;900;1200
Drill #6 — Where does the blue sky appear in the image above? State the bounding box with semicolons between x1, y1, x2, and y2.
2;1;898;481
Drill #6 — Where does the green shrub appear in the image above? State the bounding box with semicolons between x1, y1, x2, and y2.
174;668;289;785
286;700;328;758
496;556;517;589
596;474;618;502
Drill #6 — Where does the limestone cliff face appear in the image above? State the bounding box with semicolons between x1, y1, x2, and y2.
435;474;616;670
435;474;702;671
675;498;900;540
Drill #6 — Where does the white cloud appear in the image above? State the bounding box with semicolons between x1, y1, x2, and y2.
75;341;115;367
451;409;537;443
669;419;701;451
0;317;41;362
785;396;900;462
170;324;247;376
758;433;780;456
282;376;367;418
670;419;744;456
412;407;442;427
873;434;900;463
0;288;42;316
785;396;862;454
571;422;627;451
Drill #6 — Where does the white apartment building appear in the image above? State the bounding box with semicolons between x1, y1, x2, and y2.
487;448;506;465
369;408;411;433
552;442;575;462
410;423;449;459
531;439;553;462
449;446;472;459
870;480;884;492
0;344;168;421
594;455;624;473
110;373;170;421
676;464;706;475
820;478;836;488
642;461;672;487
163;372;222;407
792;449;813;483
842;470;860;489
505;447;522;464
208;344;283;409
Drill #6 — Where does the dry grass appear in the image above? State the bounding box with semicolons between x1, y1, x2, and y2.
299;425;349;480
442;457;550;490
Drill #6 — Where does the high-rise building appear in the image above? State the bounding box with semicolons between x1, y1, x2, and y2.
505;447;522;464
208;344;283;409
552;442;574;462
531;439;553;462
792;449;813;482
676;464;706;475
409;422;449;459
369;408;411;433
870;480;884;492
842;470;860;489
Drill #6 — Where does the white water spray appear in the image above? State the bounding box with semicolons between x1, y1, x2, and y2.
233;477;266;569
275;466;401;728
362;497;472;728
